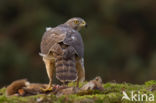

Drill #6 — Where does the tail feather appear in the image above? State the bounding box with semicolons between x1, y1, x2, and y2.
55;55;77;82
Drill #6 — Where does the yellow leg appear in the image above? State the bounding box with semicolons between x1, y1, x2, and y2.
42;57;55;91
76;58;85;88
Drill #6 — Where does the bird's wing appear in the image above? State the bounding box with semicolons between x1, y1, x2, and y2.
76;57;85;82
40;25;84;59
63;29;84;58
40;27;66;56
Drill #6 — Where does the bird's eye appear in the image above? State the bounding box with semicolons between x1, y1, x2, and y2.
74;20;79;24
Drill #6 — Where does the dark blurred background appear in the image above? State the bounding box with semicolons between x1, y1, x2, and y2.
0;0;156;87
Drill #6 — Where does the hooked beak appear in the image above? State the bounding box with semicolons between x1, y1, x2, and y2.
80;21;87;28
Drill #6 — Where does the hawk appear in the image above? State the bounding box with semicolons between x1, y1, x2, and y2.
40;17;87;90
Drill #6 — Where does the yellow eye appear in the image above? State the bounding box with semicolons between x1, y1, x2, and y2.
74;20;79;24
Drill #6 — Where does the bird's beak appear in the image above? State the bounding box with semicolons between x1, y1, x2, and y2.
80;21;87;28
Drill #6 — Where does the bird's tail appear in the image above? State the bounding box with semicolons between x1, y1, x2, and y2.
54;46;77;82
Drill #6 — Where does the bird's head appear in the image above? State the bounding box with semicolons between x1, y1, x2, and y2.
64;17;87;31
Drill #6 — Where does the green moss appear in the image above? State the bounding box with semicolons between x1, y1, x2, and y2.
0;87;6;95
145;80;156;86
0;81;156;103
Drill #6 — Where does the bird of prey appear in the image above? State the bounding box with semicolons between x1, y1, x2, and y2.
39;17;87;90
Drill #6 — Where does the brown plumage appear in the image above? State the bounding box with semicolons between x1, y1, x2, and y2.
55;50;77;82
40;17;87;90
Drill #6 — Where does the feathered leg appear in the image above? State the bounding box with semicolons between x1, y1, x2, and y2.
43;57;55;91
76;58;85;87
